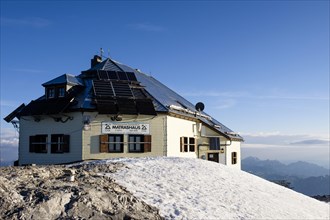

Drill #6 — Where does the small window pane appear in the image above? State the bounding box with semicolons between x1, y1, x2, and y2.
129;135;144;152
58;87;65;97
108;135;123;153
48;88;55;98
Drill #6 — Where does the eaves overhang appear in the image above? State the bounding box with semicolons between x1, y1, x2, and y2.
3;103;26;123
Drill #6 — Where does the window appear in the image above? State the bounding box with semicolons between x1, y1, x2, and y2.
47;88;55;99
180;137;196;152
29;135;48;153
129;135;144;152
51;134;70;153
100;134;123;153
99;134;151;153
109;135;124;152
58;87;65;97
209;137;220;150
128;135;152;153
232;152;237;164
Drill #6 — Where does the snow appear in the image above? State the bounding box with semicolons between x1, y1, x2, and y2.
101;157;329;220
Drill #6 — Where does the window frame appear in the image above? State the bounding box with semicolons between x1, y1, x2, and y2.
47;88;55;99
51;134;70;153
108;134;124;153
29;134;48;153
128;135;144;153
180;137;196;152
232;152;237;164
58;86;66;97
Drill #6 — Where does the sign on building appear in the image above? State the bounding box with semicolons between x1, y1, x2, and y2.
101;122;150;134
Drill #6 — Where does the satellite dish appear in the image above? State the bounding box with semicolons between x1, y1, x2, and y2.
195;102;205;112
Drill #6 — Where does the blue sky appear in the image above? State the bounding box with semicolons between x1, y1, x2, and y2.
1;1;329;167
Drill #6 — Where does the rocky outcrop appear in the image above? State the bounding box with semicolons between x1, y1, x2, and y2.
0;163;163;220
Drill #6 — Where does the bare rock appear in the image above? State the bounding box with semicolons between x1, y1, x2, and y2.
0;163;163;220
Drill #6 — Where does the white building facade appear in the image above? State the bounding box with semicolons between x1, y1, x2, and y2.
5;55;243;168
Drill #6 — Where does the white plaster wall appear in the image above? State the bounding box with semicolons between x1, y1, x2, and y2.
82;114;166;160
166;116;197;158
225;141;241;169
18;112;83;165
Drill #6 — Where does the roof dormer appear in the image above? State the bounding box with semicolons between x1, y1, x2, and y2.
42;74;83;99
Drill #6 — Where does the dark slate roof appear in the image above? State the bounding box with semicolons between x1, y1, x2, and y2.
102;58;243;141
4;56;243;141
89;59;123;72
42;74;84;87
19;97;74;116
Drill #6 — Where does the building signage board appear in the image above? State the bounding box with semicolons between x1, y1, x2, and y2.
101;122;150;134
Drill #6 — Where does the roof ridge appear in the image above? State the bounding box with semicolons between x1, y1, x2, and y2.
106;58;124;72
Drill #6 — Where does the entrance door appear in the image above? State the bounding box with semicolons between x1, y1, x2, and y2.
208;153;219;163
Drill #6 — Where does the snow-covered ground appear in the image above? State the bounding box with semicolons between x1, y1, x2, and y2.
101;157;329;220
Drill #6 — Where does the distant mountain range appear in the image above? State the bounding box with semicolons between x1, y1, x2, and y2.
242;157;330;196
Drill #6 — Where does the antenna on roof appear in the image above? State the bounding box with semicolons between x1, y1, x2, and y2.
100;48;104;58
108;49;110;58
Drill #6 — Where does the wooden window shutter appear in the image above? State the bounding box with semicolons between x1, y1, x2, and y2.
63;135;70;153
180;137;184;152
51;135;57;153
100;134;109;153
29;136;35;152
144;135;152;152
232;152;237;164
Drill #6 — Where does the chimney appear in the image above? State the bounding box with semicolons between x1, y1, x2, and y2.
91;55;102;68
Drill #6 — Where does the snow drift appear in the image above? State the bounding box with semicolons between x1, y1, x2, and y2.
103;157;329;220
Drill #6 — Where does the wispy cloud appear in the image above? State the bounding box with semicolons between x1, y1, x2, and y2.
9;68;44;74
183;90;329;101
1;17;51;28
128;23;166;32
0;129;19;162
0;128;18;147
183;91;249;98
214;99;237;109
257;95;329;101
240;132;330;148
0;100;20;108
290;139;330;145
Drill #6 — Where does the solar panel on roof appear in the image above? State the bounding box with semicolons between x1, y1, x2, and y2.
118;72;128;81
107;71;118;80
132;88;147;99
126;72;137;81
112;81;133;97
97;71;109;80
96;99;117;114
136;99;156;115
117;99;137;114
93;80;114;97
20;98;72;116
